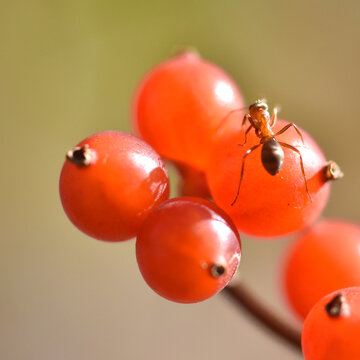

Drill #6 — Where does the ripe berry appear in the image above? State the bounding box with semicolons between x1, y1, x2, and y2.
136;197;241;303
283;219;360;319
206;118;331;238
173;161;211;198
302;287;360;359
132;51;245;171
59;131;169;242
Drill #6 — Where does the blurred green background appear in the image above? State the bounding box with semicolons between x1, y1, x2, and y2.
1;0;359;359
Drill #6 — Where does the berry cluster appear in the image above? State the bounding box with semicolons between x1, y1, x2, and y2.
59;51;360;358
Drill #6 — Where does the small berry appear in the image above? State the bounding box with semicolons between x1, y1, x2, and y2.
59;131;169;242
132;51;245;170
302;287;360;359
136;197;241;303
173;161;211;198
206;118;331;237
283;219;360;319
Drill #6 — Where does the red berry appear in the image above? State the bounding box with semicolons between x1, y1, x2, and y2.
206;118;330;237
59;131;169;242
302;287;360;359
136;197;241;303
283;219;360;319
173;161;211;198
132;51;245;171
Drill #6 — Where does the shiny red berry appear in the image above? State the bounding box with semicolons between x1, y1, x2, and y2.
302;287;360;359
132;51;245;171
136;197;241;303
284;219;360;319
206;118;331;238
59;131;169;242
173;161;211;198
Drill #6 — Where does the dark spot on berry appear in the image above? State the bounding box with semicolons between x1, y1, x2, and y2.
325;293;345;317
210;264;226;278
66;144;93;167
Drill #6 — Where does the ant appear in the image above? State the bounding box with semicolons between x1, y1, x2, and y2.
228;99;312;206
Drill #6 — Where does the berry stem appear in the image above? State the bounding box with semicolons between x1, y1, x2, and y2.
325;293;346;317
324;161;344;181
223;281;302;351
66;144;94;167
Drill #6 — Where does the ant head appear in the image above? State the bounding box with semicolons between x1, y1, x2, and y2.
249;99;268;112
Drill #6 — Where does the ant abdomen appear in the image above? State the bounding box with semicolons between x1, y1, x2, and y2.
261;138;284;175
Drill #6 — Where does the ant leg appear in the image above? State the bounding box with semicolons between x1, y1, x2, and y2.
274;123;305;144
242;113;250;126
244;114;259;137
270;107;278;127
239;113;255;133
279;142;312;202
216;107;248;134
231;144;262;206
238;124;253;146
244;113;257;127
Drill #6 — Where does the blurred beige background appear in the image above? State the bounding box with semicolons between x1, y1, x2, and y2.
1;0;359;359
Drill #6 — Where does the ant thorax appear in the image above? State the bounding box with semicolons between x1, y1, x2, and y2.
249;107;272;137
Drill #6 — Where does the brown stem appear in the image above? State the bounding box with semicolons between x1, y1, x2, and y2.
66;144;94;167
324;161;344;181
222;282;302;351
325;293;346;317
